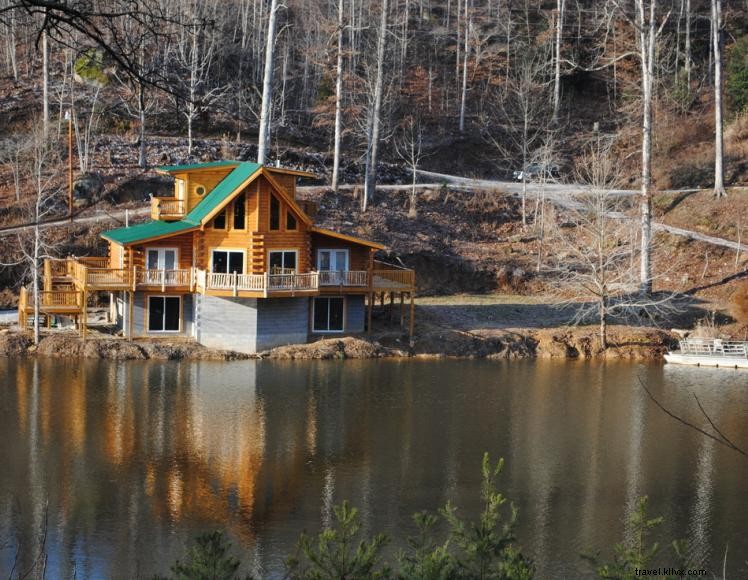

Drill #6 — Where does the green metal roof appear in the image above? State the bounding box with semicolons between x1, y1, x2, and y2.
102;219;199;245
103;162;263;245
155;160;241;173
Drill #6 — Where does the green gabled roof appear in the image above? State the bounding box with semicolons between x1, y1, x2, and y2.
156;160;241;173
183;162;262;223
103;162;263;246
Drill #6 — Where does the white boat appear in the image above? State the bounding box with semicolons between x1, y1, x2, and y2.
664;338;748;369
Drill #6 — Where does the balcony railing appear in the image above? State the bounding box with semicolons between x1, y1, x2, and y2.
151;196;186;220
137;269;193;289
205;271;319;295
318;270;368;286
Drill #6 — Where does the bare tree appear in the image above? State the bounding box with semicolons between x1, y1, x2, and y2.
712;0;726;198
485;45;552;227
362;0;389;212
458;0;470;133
612;0;670;295
546;139;675;349
393;115;427;218
552;0;565;122
331;0;344;192
257;0;280;165
13;126;63;344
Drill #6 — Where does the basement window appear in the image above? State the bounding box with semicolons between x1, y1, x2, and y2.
148;296;181;332
313;297;344;333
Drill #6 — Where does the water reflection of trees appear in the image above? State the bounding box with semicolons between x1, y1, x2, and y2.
1;358;748;578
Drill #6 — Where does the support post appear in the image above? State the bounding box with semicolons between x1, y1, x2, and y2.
81;290;87;341
389;292;394;323
367;292;373;334
400;293;405;328
128;291;134;340
409;292;415;343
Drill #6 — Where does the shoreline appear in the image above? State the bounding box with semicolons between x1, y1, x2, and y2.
0;325;675;361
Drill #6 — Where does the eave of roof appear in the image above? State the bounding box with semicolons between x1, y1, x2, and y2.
155;160;240;174
310;226;385;250
102;219;199;245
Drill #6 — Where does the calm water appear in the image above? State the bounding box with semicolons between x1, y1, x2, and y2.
0;358;747;579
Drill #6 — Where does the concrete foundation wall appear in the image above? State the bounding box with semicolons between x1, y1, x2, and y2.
346;295;366;333
256;297;310;351
195;295;258;353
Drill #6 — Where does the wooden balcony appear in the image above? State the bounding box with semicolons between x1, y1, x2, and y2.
136;269;193;291
371;261;416;291
18;287;85;329
151;196;186;221
197;270;320;297
318;270;369;287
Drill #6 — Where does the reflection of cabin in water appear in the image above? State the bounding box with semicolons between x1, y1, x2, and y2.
18;161;415;353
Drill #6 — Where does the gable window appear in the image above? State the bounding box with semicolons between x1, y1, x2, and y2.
212;250;244;274
148;296;181;332
213;209;227;230
268;250;296;274
313;297;344;333
286;210;297;230
270;194;280;230
233;192;246;229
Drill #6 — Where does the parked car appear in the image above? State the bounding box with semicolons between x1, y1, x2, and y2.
512;162;560;182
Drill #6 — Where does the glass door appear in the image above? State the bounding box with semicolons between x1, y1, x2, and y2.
317;250;349;284
145;248;177;285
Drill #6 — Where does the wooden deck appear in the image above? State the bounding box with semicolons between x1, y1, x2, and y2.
42;258;416;297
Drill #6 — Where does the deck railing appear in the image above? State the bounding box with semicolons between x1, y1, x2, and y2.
679;339;748;358
20;287;84;309
86;267;132;288
318;270;369;286
151;196;185;220
205;271;319;295
137;269;193;289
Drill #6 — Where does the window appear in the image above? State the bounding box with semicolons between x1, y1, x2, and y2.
195;185;206;196
233;193;246;229
213;209;227;229
146;248;177;270
268;250;297;274
313;297;344;332
148;296;181;332
270;195;280;230
286;210;297;230
212;250;244;274
176;179;185;200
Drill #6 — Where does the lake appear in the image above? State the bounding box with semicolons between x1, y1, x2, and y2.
1;358;746;578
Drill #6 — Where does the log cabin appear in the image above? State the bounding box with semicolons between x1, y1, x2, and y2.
19;161;416;353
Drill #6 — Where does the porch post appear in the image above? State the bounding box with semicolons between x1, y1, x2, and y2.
367;292;373;334
409;292;415;343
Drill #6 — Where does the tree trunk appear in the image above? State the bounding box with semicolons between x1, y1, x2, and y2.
331;0;344;192
685;0;691;84
552;0;565;122
363;0;389;212
138;81;146;169
712;0;726;198
599;297;607;350
458;0;470;132
257;0;279;165
32;223;40;345
638;0;656;296
42;25;49;140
